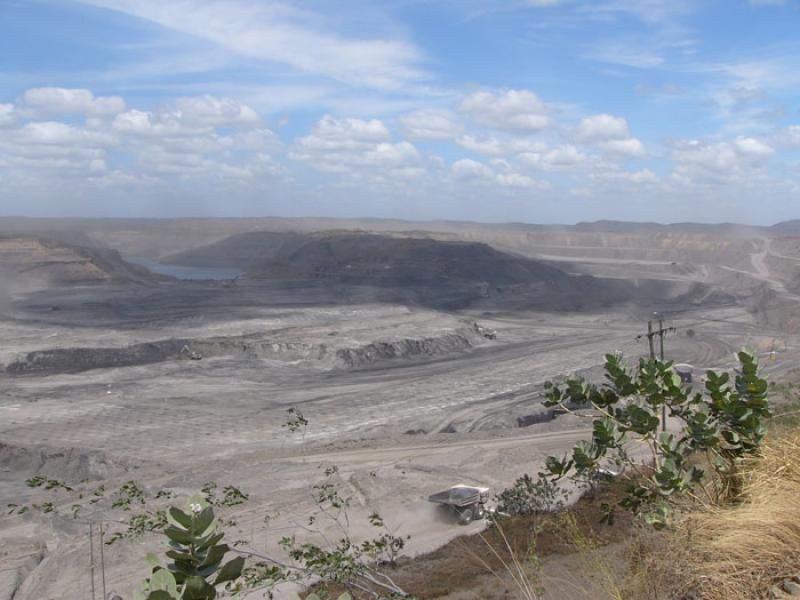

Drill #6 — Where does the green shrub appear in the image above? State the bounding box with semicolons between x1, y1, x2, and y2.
134;494;243;600
540;350;770;526
496;473;568;517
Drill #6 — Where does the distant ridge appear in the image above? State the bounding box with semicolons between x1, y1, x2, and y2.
770;220;800;235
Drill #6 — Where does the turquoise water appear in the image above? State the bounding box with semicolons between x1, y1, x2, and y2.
129;257;243;281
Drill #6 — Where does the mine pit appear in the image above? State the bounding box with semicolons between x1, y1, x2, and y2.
1;220;799;599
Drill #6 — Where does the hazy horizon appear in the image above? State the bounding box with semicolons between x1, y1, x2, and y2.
0;213;793;229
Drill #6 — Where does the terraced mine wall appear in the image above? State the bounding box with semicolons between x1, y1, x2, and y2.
5;326;486;375
335;332;476;368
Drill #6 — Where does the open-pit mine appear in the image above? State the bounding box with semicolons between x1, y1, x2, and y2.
2;217;800;599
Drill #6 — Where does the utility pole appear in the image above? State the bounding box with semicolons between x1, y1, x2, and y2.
636;313;677;432
89;523;96;600
99;523;107;600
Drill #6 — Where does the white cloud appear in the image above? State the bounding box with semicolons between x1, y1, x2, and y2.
21;87;125;117
671;140;739;173
0;90;286;189
218;153;288;181
113;96;260;138
78;0;427;90
398;109;463;141
113;109;185;137
300;114;390;149
668;136;775;186
520;145;589;170
775;125;800;146
601;137;647;158
459;89;552;133
588;46;665;68
14;121;115;147
734;136;774;157
0;121;116;173
451;158;540;189
360;142;420;168
576;114;630;141
232;128;283;153
451;158;494;179
4;93;272;179
496;172;537;188
594;168;659;184
456;134;547;156
172;95;260;127
0;104;15;127
581;0;695;25
574;114;645;158
290;115;419;176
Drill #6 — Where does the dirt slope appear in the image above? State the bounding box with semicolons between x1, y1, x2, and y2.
164;230;308;269
0;235;167;291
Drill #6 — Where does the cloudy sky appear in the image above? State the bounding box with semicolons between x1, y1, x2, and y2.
1;0;799;224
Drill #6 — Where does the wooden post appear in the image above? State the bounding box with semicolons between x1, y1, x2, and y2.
89;523;96;600
99;522;107;599
659;317;667;432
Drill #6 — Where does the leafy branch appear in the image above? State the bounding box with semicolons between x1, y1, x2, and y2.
539;350;770;527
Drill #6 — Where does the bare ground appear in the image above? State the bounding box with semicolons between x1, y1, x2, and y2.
1;219;800;599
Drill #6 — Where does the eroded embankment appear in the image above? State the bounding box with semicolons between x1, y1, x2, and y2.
0;541;44;600
0;442;132;482
4;323;490;375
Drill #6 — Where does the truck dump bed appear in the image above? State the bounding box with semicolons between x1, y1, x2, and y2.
428;485;487;508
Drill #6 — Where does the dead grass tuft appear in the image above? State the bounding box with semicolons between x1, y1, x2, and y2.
626;430;800;600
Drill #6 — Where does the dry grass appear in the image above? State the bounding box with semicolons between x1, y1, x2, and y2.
556;513;624;600
626;430;800;600
312;431;800;599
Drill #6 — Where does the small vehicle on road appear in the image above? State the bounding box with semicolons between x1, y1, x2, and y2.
428;484;490;525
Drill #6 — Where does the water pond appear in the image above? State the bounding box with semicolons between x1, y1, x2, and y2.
129;257;243;281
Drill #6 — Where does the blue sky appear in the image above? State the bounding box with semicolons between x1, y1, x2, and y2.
1;0;799;224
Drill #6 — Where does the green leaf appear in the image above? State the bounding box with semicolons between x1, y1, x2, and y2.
149;569;178;595
193;508;215;537
195;532;225;551
145;553;162;569
165;549;193;563
168;507;193;529
199;544;228;569
213;556;245;585
181;575;216;600
164;526;195;545
145;592;176;600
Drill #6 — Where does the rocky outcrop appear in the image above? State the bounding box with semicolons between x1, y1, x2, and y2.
335;332;476;369
6;339;191;375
